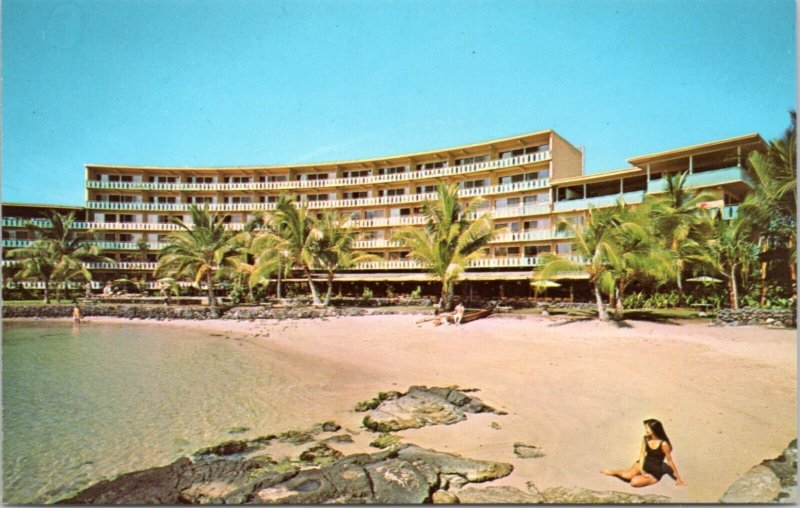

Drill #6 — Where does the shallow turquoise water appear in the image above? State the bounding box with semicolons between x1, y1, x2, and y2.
2;320;319;504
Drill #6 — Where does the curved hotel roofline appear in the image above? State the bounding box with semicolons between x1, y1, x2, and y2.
85;129;556;172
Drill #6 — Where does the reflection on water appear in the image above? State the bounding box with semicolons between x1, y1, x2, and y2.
2;321;317;504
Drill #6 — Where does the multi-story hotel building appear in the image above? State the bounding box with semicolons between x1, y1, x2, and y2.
1;130;764;297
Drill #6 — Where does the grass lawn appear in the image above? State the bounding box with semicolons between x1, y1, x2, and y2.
3;300;78;306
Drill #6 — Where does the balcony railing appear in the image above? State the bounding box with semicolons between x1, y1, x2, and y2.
351;239;403;249
646;166;754;194
85;179;551;212
85;151;552;192
2;239;169;250
491;229;573;243
553;191;645;213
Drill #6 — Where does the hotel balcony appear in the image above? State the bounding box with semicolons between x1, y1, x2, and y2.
553;190;645;213
2;239;169;250
491;229;573;243
646;166;754;194
86;152;552;192
86;178;550;212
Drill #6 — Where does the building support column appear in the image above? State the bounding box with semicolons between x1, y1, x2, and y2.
688;155;694;174
646;164;651;181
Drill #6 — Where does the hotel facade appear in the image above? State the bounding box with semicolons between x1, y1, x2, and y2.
1;130;764;297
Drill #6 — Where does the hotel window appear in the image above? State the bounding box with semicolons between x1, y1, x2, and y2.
564;215;584;226
223;196;252;204
460;179;489;190
416;161;447;171
350;211;361;220
343;191;369;199
378;188;405;197
524;245;551;257
364;210;384;220
259;195;278;203
149;196;177;204
556;243;573;255
148;176;177;183
494;246;520;257
303;194;330;202
104;233;116;241
416;185;437;194
343;169;372;178
186;176;214;184
223;176;252;183
157;234;169;242
296;173;329;181
104;214;117;223
119;234;133;242
108;175;134;183
187;196;214;204
499;145;549;159
157;215;171;223
378;166;407;176
359;231;376;241
259;175;288;182
119;214;135;223
500;171;546;185
495;197;520;208
109;195;137;203
524;219;549;231
496;222;519;233
454;155;489;166
388;251;409;260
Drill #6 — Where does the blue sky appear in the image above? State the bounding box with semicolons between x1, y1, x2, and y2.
2;0;796;206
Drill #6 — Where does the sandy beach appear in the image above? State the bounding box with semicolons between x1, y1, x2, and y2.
61;313;796;502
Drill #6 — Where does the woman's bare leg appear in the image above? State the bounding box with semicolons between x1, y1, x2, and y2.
630;474;658;488
601;462;640;481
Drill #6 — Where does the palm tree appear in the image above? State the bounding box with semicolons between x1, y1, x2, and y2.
155;205;238;306
606;202;676;319
694;213;759;309
739;111;797;301
314;211;380;305
647;171;716;297
393;183;499;311
533;204;624;321
269;195;324;304
7;211;109;303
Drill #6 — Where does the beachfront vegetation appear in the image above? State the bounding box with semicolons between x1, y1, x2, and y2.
154;205;238;307
532;113;797;319
6;211;110;303
392;183;500;310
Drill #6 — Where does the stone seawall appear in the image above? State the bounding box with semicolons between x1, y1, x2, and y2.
714;308;796;328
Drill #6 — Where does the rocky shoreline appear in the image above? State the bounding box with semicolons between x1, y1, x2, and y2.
720;439;797;503
714;308;796;328
56;386;682;504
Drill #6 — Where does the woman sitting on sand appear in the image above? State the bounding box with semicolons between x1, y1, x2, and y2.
602;419;686;487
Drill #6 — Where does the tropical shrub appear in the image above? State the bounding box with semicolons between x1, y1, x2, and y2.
362;287;374;299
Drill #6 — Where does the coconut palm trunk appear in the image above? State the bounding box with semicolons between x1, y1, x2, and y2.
206;271;216;307
728;267;739;310
594;284;609;321
325;272;334;306
43;281;51;304
276;263;283;299
304;267;321;304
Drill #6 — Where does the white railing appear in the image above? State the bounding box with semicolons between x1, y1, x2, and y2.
85;152;552;192
351;239;403;249
82;262;158;270
346;216;428;228
490;229;574;243
2;239;32;248
2;239;168;251
85;178;551;212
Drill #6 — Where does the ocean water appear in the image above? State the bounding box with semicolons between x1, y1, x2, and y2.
2;320;319;504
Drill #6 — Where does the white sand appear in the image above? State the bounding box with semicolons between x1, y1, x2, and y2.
78;313;797;502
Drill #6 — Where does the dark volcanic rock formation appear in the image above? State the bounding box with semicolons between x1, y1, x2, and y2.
59;445;513;504
361;386;504;432
720;439;797;503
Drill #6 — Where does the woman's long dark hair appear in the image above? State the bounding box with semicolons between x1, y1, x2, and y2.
643;419;672;449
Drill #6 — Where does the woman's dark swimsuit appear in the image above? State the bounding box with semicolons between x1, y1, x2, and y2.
642;437;666;480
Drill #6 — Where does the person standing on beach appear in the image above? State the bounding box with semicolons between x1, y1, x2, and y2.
454;302;465;325
601;419;686;488
72;303;82;324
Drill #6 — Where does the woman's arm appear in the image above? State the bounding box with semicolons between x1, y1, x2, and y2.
637;437;645;466
663;442;686;486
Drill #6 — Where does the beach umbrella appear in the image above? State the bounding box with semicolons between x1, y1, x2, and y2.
686;276;723;284
531;279;561;299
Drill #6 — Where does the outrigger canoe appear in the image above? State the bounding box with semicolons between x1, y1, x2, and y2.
445;307;494;325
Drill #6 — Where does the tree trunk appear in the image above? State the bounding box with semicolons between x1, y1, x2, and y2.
756;236;767;307
727;267;740;310
206;271;216;307
788;238;797;291
324;272;334;306
43;280;50;304
594;284;609;321
440;280;451;311
305;268;321;304
276;264;283;299
614;285;625;321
